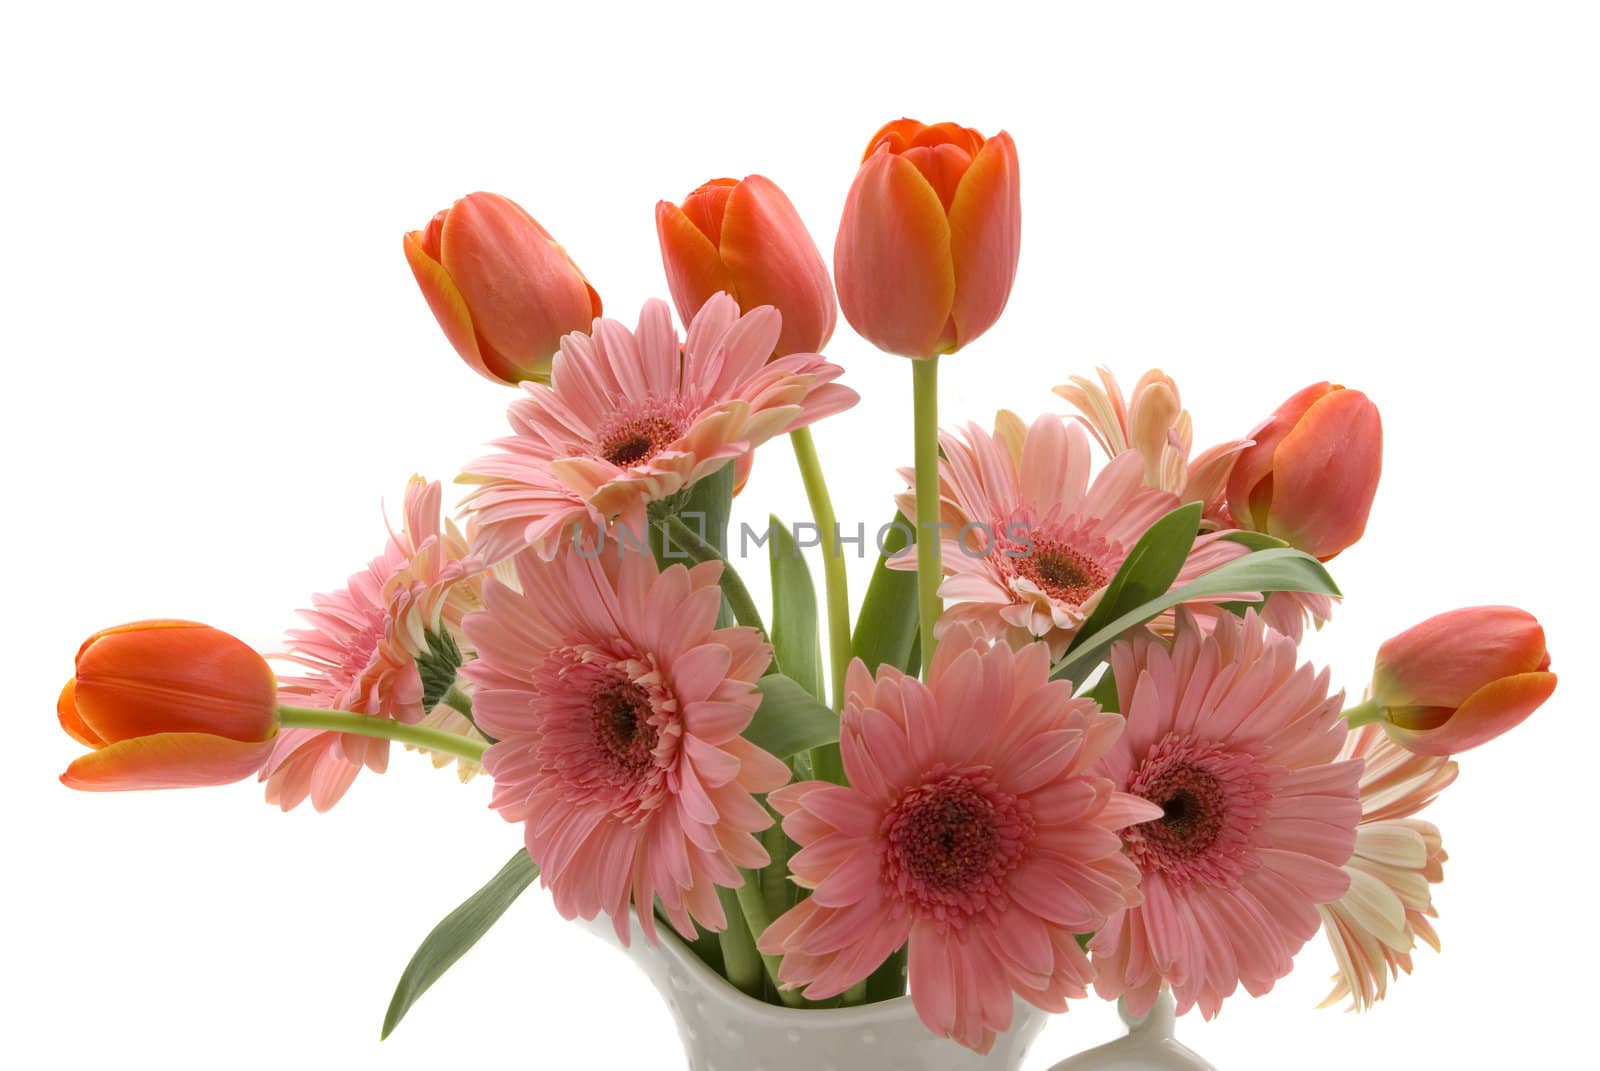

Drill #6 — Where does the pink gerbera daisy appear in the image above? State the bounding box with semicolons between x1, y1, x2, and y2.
756;625;1160;1053
463;543;791;945
262;477;481;810
461;293;857;563
1318;723;1456;1011
893;414;1249;658
1089;609;1363;1018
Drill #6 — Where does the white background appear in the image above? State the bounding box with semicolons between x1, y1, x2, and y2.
4;2;1597;1068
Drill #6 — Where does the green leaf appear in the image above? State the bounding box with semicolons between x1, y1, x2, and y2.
769;514;825;701
749;675;840;758
1217;530;1291;552
1081;666;1120;713
382;850;538;1039
1069;503;1202;654
1051;548;1341;686
678;459;735;555
851;512;920;675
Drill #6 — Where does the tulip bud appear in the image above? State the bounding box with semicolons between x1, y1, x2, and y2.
1369;606;1556;755
403;192;602;385
1226;382;1382;560
656;175;836;357
58;621;279;790
834;118;1020;358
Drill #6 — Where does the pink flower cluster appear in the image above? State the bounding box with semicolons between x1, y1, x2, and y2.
57;114;1559;1060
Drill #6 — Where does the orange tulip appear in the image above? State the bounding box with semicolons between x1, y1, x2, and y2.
58;621;279;790
1226;382;1382;560
1369;606;1556;755
656;175;836;357
834;118;1020;358
403;192;601;385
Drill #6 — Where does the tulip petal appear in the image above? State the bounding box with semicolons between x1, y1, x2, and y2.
719;175;837;356
1265;389;1382;560
947;132;1021;352
902;143;975;212
656;200;738;327
440;193;596;383
834;153;955;358
403;229;491;379
73;623;277;745
1387;671;1557;756
61;732;277;790
57;679;105;748
1225;382;1334;531
1374;606;1548;708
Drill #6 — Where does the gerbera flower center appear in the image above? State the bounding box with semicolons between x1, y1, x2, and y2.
1125;732;1270;889
593;680;659;772
600;416;681;467
1016;539;1110;605
882;767;1033;923
593;397;698;469
991;514;1120;611
535;649;679;824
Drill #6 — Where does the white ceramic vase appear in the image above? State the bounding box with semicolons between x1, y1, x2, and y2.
586;916;1216;1071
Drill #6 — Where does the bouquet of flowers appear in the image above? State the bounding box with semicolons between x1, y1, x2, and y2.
56;117;1557;1059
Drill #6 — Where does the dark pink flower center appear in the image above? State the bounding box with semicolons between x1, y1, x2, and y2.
592;680;659;772
594;397;697;469
882;767;1033;923
600;416;681;467
535;648;679;824
990;513;1121;609
1014;539;1110;605
1124;732;1269;889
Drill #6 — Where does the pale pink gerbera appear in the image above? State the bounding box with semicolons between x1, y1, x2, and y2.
1054;367;1247;529
893;414;1249;658
262;477;481;810
1318;723;1456;1011
1089;609;1363;1018
757;625;1160;1053
462;293;857;563
463;543;791;945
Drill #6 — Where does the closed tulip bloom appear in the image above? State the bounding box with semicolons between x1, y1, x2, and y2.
656;176;836;357
835;118;1020;358
58;621;279;790
1226;382;1382;560
404;192;602;385
1368;606;1556;756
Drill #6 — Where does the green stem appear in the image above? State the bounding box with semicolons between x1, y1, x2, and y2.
442;686;474;717
714;886;763;998
911;355;943;679
761;824;794;923
277;706;488;764
789;427;852;711
734;872;808;1008
865;945;908;1002
1343;698;1384;727
665;515;768;636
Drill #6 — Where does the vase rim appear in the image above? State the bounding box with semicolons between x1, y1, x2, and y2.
648;917;926;1026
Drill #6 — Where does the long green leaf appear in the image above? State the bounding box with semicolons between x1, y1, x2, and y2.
678;460;735;555
1051;548;1341;685
1217;529;1290;551
769;514;824;701
1081;666;1121;712
381;850;538;1039
851;512;920;675
750;675;840;758
1068;503;1201;653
